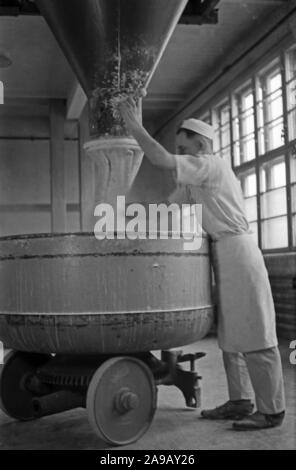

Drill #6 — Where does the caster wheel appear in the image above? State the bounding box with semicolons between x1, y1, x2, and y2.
87;356;157;446
0;351;49;421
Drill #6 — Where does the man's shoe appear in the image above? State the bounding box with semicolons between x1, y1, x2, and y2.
200;400;254;420
232;411;285;431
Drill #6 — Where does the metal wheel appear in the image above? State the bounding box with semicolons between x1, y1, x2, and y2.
86;356;157;446
0;351;49;421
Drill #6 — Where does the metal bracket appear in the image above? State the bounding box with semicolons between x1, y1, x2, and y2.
146;350;206;408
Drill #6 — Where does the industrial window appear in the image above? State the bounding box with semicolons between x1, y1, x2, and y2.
200;40;296;252
285;45;296;142
256;60;284;155
232;84;256;166
291;150;296;246
260;157;288;249
212;101;232;166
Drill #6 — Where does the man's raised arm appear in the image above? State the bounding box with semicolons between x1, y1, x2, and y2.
119;98;176;170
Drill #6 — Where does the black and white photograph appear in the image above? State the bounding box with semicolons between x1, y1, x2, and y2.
0;0;295;455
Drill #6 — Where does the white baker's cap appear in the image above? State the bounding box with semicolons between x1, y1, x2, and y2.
179;118;214;141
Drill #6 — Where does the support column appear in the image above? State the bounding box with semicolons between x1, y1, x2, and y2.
79;105;95;232
50;100;66;233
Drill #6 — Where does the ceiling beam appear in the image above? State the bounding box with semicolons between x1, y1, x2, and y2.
0;0;285;19
0;0;220;24
143;93;185;109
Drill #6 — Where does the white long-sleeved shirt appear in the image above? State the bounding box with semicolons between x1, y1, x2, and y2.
168;153;251;241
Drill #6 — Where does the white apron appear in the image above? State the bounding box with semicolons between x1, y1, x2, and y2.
169;153;279;353
211;233;278;353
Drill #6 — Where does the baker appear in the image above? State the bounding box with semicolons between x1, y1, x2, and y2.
119;97;285;430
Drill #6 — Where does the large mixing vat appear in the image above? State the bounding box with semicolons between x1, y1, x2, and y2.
0;233;213;355
0;233;214;445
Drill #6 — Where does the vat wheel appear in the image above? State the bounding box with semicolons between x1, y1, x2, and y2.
0;351;49;421
86;356;157;446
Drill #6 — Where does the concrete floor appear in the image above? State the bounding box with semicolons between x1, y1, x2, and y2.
0;337;295;450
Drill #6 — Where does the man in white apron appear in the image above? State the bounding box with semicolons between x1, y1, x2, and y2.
120;99;285;430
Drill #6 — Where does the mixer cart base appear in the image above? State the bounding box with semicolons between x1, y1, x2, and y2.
0;349;205;446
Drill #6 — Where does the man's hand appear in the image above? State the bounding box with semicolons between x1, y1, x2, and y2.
119;95;176;170
119;97;142;133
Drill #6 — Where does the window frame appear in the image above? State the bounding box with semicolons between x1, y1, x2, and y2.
196;39;296;253
232;82;256;166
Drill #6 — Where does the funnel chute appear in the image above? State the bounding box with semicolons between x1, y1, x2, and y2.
36;0;187;210
36;0;187;137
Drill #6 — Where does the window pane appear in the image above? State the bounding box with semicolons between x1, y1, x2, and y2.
245;196;257;221
232;86;256;165
258;128;265;155
260;156;288;249
287;82;296;110
260;159;287;219
262;217;288;249
221;106;230;125
257;65;284;153
245;173;257;197
213;131;220;153
239;171;258;231
269;73;282;93
213;101;231;155
291;184;296;213
233;142;240;166
291;154;296;183
270;161;286;187
233;117;239;141
221;125;231;147
293;215;296;247
268;93;283;120
267;118;284;150
260;158;286;191
260;168;266;193
288;109;296;141
244;93;254;109
242;112;255;135
242;137;256;161
261;187;287;219
285;46;296;141
286;45;296;81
